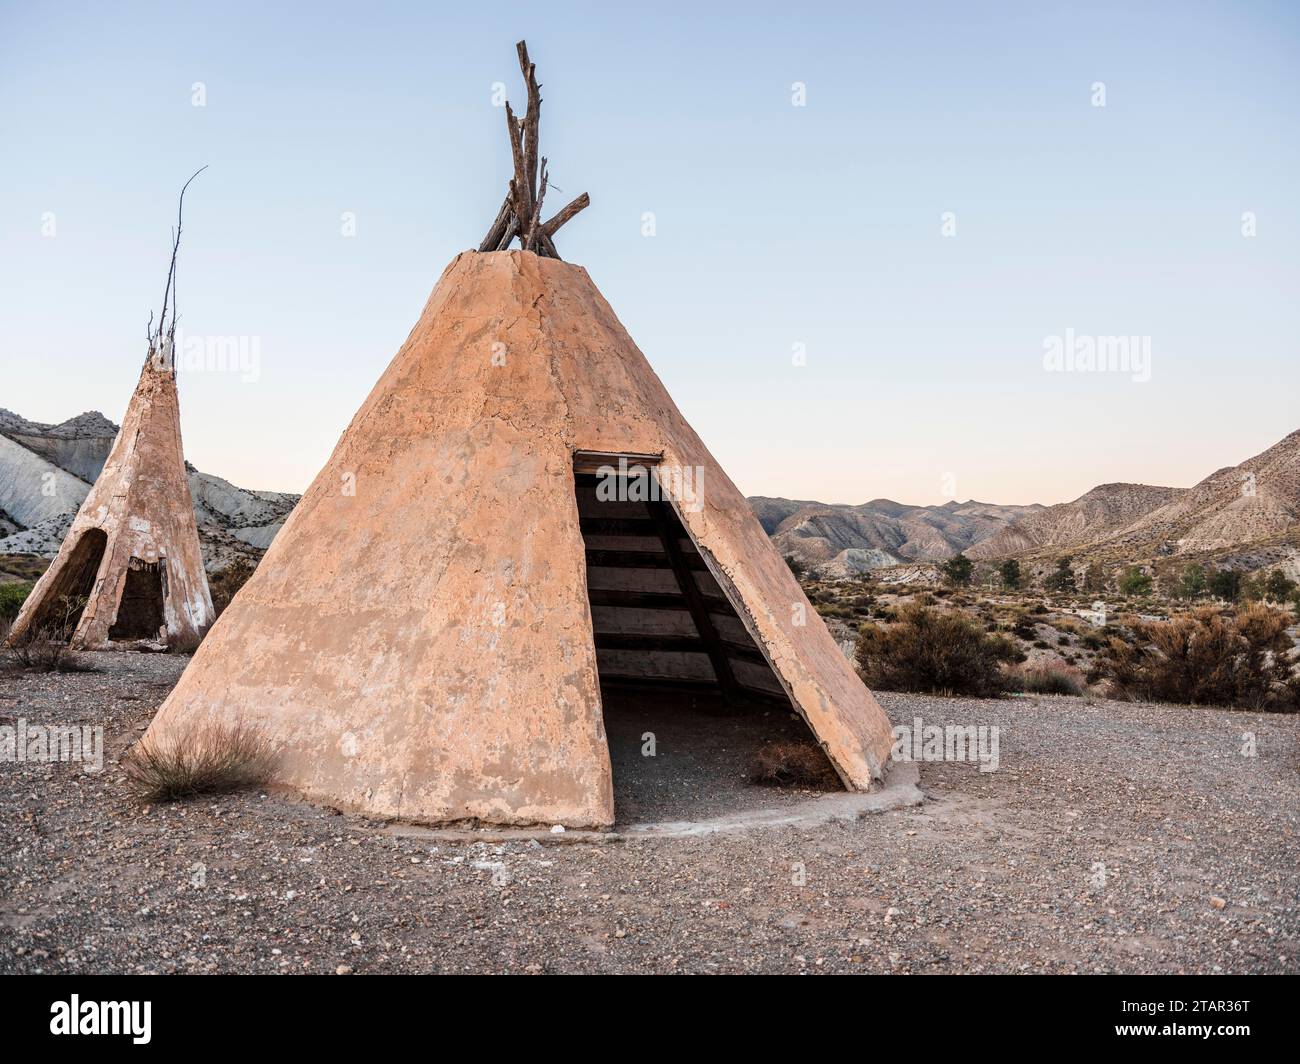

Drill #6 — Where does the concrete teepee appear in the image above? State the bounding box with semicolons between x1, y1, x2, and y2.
10;173;214;651
143;44;895;827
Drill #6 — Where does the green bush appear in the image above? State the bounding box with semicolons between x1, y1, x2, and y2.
942;553;973;587
1263;570;1297;603
0;582;32;620
1208;569;1242;602
1045;556;1076;592
1176;563;1207;600
1119;567;1153;596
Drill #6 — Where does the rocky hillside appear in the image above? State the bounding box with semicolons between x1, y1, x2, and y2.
753;428;1299;576
967;430;1300;563
1104;429;1300;556
751;496;1043;577
966;483;1184;560
0;408;298;570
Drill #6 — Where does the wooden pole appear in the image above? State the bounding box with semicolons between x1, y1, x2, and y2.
475;40;587;261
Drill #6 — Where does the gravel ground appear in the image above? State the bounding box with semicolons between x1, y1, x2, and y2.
0;652;1296;974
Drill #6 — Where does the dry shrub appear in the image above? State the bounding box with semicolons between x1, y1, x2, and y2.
1010;661;1086;696
750;740;839;788
1104;605;1298;711
123;720;277;801
855;604;1016;697
208;558;257;618
2;607;94;674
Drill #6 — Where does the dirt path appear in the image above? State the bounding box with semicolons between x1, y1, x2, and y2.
0;654;1295;973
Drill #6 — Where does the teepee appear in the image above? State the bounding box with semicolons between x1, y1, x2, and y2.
144;44;895;827
10;173;214;651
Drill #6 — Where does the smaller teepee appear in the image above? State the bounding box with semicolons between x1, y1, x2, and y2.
9;172;214;650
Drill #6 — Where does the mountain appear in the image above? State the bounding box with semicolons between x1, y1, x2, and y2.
6;403;1294;580
1102;429;1300;556
967;431;1300;563
966;483;1184;560
0;408;299;570
751;428;1300;576
751;496;1044;577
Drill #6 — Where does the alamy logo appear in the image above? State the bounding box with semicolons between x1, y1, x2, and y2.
1042;328;1151;383
0;719;103;772
595;457;706;514
49;995;151;1044
890;717;1000;772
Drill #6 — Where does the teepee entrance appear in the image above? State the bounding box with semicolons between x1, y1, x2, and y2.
19;527;106;641
108;558;167;641
575;453;790;705
575;454;841;818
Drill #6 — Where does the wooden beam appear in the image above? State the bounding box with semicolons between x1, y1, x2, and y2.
579;517;661;536
517;41;541;208
592;631;768;665
573;450;664;475
646;498;742;700
523;157;548;251
586;549;706;571
587;588;732;612
595;674;793;707
477;41;587;260
478;191;513;252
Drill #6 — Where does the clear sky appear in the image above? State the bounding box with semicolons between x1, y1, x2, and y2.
2;1;1297;505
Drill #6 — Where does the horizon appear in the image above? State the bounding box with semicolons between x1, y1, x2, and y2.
5;399;1293;512
2;1;1298;505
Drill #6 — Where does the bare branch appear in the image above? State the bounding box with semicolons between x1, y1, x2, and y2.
517;40;541;206
524;157;549;251
478;190;513;252
539;192;590;240
154;165;207;350
477;41;585;260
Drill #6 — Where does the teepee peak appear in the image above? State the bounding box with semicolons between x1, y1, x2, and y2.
477;40;589;259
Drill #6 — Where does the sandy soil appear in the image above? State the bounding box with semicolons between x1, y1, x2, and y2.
0;652;1296;974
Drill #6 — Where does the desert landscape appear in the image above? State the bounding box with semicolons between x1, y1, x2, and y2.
1;5;1296;1022
2;402;1297;974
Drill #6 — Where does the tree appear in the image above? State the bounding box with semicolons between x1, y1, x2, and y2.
1044;556;1076;593
1176;562;1207;600
943;553;973;587
1263;569;1297;602
1209;569;1243;602
784;555;806;580
1083;564;1106;593
1119;566;1153;596
999;558;1021;590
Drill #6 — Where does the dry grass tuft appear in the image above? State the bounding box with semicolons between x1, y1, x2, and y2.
123;720;277;802
750;740;840;789
1011;661;1086;696
2;614;94;673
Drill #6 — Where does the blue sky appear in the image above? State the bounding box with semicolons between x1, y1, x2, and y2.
1;0;1297;503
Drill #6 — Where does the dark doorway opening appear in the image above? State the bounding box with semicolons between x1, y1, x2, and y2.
22;527;107;640
573;453;840;822
109;558;167;641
